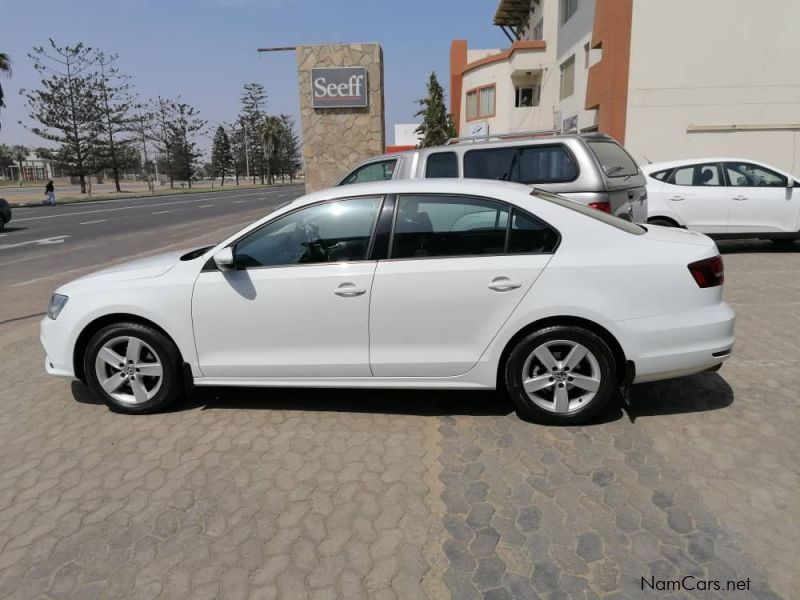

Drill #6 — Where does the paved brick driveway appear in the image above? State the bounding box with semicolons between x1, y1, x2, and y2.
0;240;797;599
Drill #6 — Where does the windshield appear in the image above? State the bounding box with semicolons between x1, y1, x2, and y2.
587;140;640;178
533;189;645;235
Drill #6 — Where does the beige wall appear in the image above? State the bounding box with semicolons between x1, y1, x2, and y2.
296;44;386;192
625;0;800;174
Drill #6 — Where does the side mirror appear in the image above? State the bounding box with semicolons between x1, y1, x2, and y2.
213;247;236;271
788;178;795;188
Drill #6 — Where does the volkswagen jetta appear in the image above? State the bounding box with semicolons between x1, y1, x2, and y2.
41;179;734;424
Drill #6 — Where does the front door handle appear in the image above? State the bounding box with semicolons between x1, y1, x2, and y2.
732;195;748;201
668;196;685;201
334;283;366;297
488;277;522;292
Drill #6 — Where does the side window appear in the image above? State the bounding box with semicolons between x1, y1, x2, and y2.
650;170;669;181
341;160;396;185
392;195;508;259
517;145;578;184
425;152;459;178
234;197;382;267
463;147;517;180
508;210;559;253
724;162;787;187
668;164;721;186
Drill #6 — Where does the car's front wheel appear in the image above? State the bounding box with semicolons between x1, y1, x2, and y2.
84;322;184;413
504;325;618;424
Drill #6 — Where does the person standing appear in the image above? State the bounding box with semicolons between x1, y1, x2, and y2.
44;180;55;206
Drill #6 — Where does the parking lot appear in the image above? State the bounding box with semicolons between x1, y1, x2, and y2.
0;199;797;599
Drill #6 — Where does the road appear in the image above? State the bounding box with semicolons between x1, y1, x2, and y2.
0;185;304;324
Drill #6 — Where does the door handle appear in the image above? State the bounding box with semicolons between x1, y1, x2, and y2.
488;277;522;292
334;283;366;297
732;195;748;201
668;196;685;201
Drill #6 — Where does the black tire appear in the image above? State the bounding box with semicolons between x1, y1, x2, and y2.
504;325;618;425
84;322;184;414
648;218;677;228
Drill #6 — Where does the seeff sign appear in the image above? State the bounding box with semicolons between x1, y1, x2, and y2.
311;67;369;109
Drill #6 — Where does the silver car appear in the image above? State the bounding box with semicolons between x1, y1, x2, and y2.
338;133;648;223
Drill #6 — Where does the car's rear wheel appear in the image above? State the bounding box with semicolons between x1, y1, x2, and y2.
84;322;184;414
504;325;617;424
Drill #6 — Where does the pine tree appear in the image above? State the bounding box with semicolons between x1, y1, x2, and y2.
0;52;12;131
275;114;301;182
93;50;136;192
240;83;267;184
211;125;233;186
21;40;102;193
414;72;457;148
170;99;206;187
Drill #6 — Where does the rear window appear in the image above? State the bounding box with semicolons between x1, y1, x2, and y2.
425;152;458;178
587;140;639;177
535;190;645;235
463;144;578;184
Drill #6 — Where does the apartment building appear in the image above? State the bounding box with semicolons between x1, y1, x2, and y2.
451;0;800;173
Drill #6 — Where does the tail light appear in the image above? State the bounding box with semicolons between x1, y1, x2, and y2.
588;201;611;213
688;255;724;288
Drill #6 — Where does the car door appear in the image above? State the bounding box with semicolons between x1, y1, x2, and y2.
660;163;729;233
723;161;799;233
369;194;557;377
191;196;383;378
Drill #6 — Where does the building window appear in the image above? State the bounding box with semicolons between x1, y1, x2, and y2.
584;42;591;69
466;85;495;120
561;0;578;25
559;56;575;100
532;19;543;40
515;85;540;108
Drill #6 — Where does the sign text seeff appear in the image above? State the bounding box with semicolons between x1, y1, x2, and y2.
311;67;369;109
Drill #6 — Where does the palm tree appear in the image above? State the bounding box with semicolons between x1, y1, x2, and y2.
11;144;28;186
0;53;11;130
261;116;281;185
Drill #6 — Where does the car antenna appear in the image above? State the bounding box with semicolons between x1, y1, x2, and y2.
642;155;652;164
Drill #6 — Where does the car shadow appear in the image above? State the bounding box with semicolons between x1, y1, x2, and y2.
72;371;734;424
0;226;29;234
625;371;734;421
716;239;799;254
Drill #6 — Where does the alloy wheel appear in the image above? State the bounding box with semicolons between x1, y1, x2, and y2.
93;336;164;405
521;339;601;414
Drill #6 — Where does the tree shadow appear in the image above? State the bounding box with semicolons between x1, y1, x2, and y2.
716;239;799;255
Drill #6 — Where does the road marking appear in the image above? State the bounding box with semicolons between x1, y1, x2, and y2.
199;204;214;208
233;200;246;204
0;235;70;251
12;190;285;223
152;210;171;215
79;219;108;225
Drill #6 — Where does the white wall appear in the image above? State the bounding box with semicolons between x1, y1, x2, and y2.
626;0;800;174
393;123;422;146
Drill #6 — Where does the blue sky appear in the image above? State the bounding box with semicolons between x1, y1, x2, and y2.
0;0;504;155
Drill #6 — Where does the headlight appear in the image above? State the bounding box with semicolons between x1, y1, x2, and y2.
47;294;69;320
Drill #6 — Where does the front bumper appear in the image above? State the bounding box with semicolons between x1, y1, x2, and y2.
621;302;735;383
41;316;76;377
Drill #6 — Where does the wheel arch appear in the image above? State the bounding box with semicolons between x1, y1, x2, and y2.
73;313;185;383
496;315;629;388
647;215;682;228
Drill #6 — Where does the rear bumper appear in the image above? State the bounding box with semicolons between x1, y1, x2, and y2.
620;302;735;383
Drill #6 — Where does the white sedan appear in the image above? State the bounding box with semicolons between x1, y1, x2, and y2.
643;158;800;240
41;179;734;424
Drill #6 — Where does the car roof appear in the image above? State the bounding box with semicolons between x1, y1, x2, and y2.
289;179;535;208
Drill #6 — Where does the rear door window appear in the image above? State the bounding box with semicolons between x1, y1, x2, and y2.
425;152;459;178
586;140;639;177
463;144;578;184
341;159;397;185
463;147;517;181
668;163;722;186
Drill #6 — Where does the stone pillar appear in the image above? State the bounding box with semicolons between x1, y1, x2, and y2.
296;43;385;192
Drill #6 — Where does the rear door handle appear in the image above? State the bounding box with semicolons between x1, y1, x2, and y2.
668;196;685;201
732;195;748;201
334;283;366;297
488;277;521;292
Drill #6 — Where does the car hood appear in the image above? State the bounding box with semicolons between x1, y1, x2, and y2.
642;224;716;247
63;250;185;290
